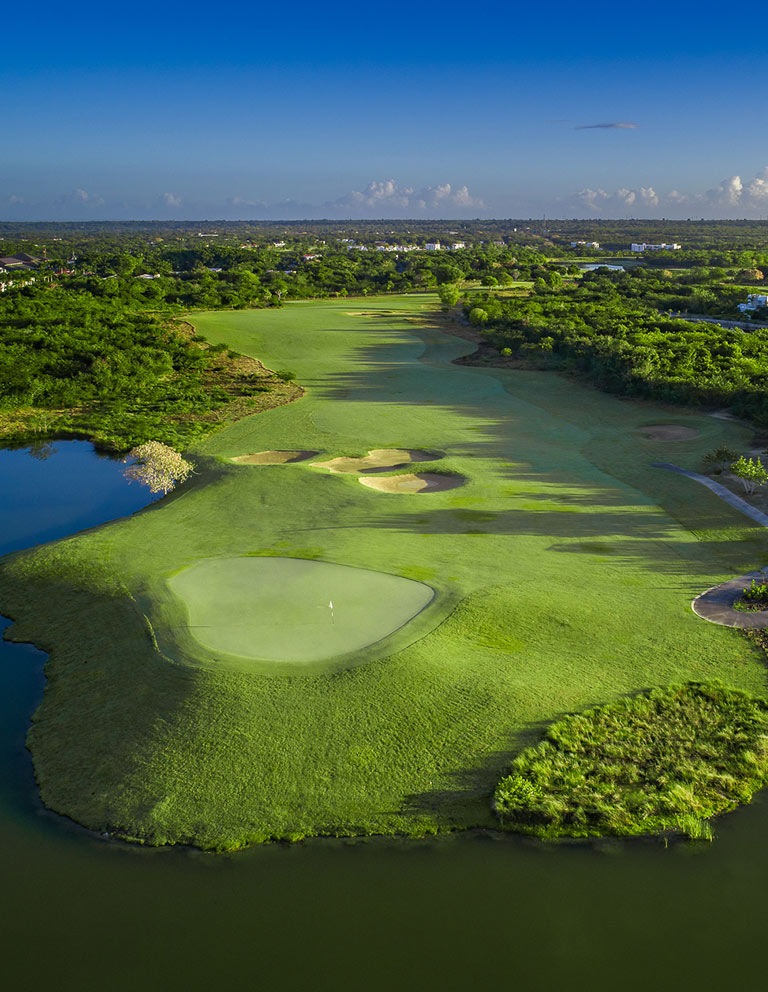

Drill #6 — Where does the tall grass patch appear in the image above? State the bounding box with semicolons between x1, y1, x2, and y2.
493;682;768;840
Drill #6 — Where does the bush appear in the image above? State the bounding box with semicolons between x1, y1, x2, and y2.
742;579;768;602
492;682;768;840
703;445;740;472
468;307;489;326
733;579;768;612
123;441;194;495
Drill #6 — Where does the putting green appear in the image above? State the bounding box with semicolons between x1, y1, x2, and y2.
168;557;434;663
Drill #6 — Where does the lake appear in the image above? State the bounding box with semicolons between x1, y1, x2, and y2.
1;441;767;991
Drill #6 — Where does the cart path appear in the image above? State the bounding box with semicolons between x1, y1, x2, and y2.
652;462;768;527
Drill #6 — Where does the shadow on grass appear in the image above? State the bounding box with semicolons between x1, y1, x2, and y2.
289;315;765;579
396;713;576;826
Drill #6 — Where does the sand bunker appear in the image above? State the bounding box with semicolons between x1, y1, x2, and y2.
231;450;317;465
637;425;700;441
312;448;442;474
359;473;465;494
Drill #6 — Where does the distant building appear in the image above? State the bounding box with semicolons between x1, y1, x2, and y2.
630;242;681;252
425;242;441;251
449;242;465;250
738;294;768;312
0;253;41;271
571;241;600;248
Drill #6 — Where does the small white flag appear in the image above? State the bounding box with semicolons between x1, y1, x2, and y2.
329;601;333;610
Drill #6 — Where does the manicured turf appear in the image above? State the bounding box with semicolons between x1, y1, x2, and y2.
168;557;434;665
2;295;768;848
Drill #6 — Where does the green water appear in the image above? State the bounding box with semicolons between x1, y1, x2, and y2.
1;447;767;990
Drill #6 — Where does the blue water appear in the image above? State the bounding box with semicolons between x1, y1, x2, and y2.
2;441;768;992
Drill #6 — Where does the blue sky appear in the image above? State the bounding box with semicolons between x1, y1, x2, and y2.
3;1;767;220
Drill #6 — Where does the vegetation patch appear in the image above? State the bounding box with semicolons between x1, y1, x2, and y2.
492;682;768;840
733;580;768;613
0;294;300;452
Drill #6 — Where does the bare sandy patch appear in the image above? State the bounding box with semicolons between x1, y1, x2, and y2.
359;473;465;494
637;425;700;441
231;450;317;465
312;448;442;474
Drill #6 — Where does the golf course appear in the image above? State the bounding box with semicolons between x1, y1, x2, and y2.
1;293;767;848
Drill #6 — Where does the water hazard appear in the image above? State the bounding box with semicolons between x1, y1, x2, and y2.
1;441;767;991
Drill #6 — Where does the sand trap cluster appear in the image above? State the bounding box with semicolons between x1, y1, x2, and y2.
359;472;465;494
231;450;317;465
312;448;442;474
637;425;700;441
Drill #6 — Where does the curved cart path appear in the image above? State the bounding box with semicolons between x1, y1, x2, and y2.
653;463;768;627
652;462;768;527
692;572;768;628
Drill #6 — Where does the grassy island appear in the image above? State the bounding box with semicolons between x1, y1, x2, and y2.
493;682;768;840
2;295;768;849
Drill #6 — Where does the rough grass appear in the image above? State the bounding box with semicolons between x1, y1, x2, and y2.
2;295;768;849
492;682;768;840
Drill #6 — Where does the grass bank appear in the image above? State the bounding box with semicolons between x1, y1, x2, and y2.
1;295;767;848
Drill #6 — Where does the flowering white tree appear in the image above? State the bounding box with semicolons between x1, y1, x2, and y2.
123;441;193;495
730;455;768;495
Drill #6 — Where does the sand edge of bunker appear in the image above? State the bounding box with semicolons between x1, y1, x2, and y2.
312;448;444;474
637;424;701;441
231;450;318;465
359;472;466;494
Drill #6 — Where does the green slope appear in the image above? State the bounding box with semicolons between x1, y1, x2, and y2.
1;295;766;848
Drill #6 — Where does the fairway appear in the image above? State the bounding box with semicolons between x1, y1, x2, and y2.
3;294;768;849
169;557;434;663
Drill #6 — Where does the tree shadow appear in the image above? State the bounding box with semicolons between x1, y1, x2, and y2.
273;311;768;588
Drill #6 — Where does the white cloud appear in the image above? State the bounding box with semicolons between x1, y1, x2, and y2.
329;179;484;216
575;121;638;130
59;188;105;208
565;166;768;218
160;192;183;208
745;167;768;203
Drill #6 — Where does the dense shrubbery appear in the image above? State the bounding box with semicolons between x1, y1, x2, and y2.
733;580;768;613
493;682;768;840
471;270;768;423
0;289;277;451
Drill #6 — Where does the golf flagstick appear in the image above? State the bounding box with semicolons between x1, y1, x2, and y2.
329;600;334;624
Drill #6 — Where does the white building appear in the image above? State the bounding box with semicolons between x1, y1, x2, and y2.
630;242;681;252
738;294;768;312
449;242;465;250
571;241;600;248
425;242;441;251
